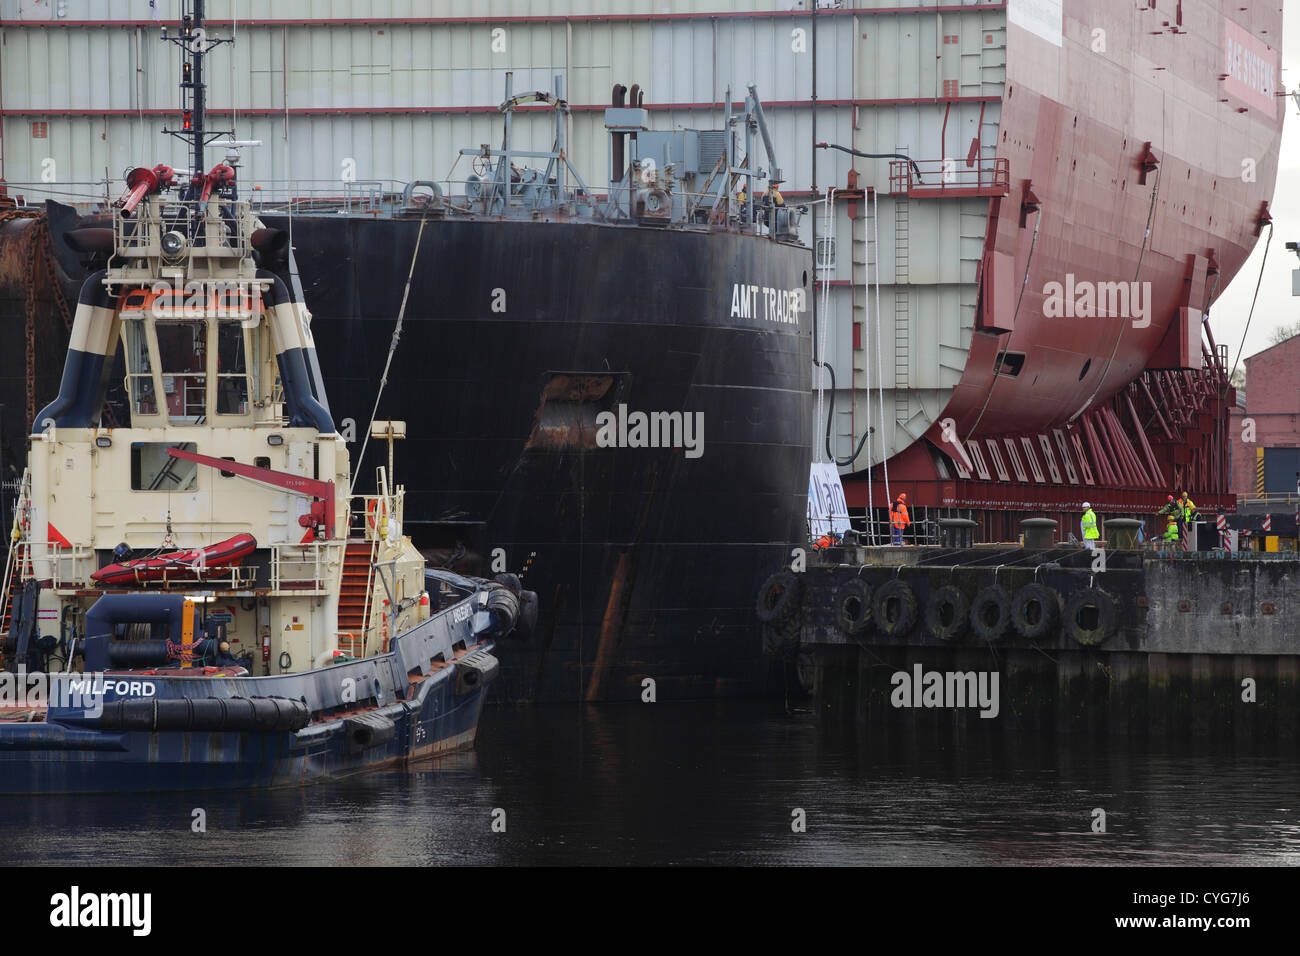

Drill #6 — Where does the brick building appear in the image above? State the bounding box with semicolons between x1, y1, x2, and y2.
1229;333;1300;510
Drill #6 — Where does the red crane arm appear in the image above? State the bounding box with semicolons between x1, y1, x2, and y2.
166;446;336;537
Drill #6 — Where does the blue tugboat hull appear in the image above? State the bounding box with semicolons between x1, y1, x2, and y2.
0;669;487;795
0;576;504;795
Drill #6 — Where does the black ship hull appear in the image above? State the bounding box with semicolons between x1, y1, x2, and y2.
263;215;811;702
6;208;812;703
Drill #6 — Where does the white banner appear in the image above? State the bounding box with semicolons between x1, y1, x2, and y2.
808;462;851;537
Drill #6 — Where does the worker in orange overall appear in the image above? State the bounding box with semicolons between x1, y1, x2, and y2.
890;493;910;546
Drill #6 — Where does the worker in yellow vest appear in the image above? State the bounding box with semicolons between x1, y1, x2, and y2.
1177;491;1197;544
1080;502;1100;551
1163;514;1180;544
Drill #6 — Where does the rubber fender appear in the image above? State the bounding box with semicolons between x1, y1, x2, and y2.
90;696;310;733
755;571;802;624
344;712;397;752
924;585;971;642
1063;587;1117;646
456;651;500;695
492;572;522;597
485;588;520;635
872;580;918;638
1011;583;1061;641
969;586;1011;643
834;578;873;635
515;590;539;640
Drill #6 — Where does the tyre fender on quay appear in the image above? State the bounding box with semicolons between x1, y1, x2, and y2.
872;579;918;637
1063;587;1117;646
969;585;1011;642
834;577;873;636
756;571;803;624
924;584;970;642
1011;583;1060;640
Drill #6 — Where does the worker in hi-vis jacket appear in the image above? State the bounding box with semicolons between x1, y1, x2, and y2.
1080;502;1100;551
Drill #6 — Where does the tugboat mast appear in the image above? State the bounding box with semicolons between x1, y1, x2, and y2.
161;0;233;187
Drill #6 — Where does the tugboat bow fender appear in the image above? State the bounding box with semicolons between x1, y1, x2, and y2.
343;712;397;752
456;648;500;695
65;696;311;733
483;588;520;635
515;589;540;639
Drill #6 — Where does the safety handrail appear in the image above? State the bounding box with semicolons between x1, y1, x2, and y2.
270;540;342;593
888;157;1010;197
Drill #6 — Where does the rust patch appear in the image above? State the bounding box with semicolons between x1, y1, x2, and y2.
525;374;617;451
585;552;633;702
539;374;615;404
585;470;659;702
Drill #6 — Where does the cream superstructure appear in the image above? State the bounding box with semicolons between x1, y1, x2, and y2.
7;174;428;674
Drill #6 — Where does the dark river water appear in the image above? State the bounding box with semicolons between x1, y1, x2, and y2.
2;701;1297;866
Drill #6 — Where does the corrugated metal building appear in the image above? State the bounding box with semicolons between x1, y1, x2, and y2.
0;0;1008;469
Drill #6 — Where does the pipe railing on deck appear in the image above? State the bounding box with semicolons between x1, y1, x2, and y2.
270;541;342;593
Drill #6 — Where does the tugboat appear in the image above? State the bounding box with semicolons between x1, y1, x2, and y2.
2;8;812;704
0;9;528;794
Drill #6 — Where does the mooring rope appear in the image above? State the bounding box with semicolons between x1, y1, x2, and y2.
1224;221;1273;394
350;207;431;496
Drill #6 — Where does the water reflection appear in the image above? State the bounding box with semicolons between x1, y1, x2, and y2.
0;703;1296;865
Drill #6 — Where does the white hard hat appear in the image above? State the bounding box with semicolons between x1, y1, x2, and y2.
1082;502;1091;508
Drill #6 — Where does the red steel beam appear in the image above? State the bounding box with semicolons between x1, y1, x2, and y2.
1126;391;1166;488
1;95;1001;120
1138;378;1174;440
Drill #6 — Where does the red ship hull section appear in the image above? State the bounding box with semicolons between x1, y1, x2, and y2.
847;1;1282;519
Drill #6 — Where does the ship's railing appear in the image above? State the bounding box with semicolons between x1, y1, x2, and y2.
113;196;255;261
889;157;1010;198
28;543;97;590
335;623;383;660
353;492;405;543
1237;493;1298;508
249;177;797;234
248;179;411;216
89;564;259;591
270;540;343;594
0;470;32;640
0;180;113;213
